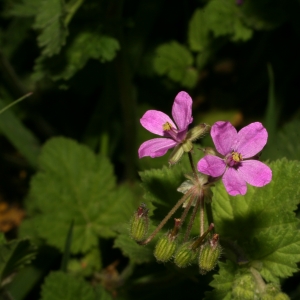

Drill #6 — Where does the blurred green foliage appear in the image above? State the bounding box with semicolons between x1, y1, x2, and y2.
0;0;300;299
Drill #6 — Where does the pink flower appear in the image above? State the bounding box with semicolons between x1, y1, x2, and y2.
197;121;272;196
138;91;193;159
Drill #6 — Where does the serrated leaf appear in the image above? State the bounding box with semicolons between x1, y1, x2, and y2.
204;0;252;42
204;260;236;300
8;0;40;17
263;119;300;161
52;32;120;80
34;0;68;56
41;271;96;300
20;137;140;254
114;232;154;264
188;9;209;52
0;239;36;284
212;159;300;282
153;41;196;88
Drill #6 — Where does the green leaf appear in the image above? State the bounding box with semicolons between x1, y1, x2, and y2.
8;0;40;17
263;119;300;161
41;271;96;300
20;137;140;254
68;247;102;277
212;159;300;282
204;260;237;300
153;41;196;88
52;32;120;80
188;9;209;52
114;230;155;264
0;239;36;284
0;98;41;168
205;0;252;42
33;0;68;56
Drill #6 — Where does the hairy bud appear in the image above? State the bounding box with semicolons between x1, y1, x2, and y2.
154;219;180;262
232;273;260;300
174;241;198;268
198;234;221;273
129;203;149;242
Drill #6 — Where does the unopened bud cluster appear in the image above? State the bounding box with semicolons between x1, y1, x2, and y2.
232;272;290;300
153;221;221;272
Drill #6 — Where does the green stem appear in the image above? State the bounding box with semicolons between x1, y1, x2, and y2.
188;152;199;182
205;201;214;229
65;0;85;26
191;223;214;250
138;189;194;245
250;267;266;294
0;93;32;115
178;192;196;229
183;194;201;242
200;194;205;236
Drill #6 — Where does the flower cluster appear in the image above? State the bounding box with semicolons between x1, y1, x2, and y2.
139;91;272;196
134;90;272;273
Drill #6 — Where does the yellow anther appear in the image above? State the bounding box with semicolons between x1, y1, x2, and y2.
163;122;173;131
232;151;243;162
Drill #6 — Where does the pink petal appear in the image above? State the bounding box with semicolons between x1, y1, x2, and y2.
138;138;177;158
140;110;176;136
211;121;237;156
222;167;247;196
172;91;193;131
234;122;268;158
238;160;272;187
197;155;226;177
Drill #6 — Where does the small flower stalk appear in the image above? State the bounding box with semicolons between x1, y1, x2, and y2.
129;203;149;242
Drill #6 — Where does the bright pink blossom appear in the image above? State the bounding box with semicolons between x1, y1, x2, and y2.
138;91;193;158
197;121;272;196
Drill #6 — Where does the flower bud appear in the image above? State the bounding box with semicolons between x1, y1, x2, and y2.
198;234;221;273
174;241;198;268
201;147;218;156
154;219;180;262
274;293;289;300
186;123;210;141
232;273;258;300
129;203;149;242
169;144;184;165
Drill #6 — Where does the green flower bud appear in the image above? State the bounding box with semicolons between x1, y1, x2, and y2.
232;273;259;300
154;219;180;262
201;147;218;156
198;234;221;273
174;241;198;268
154;234;177;262
263;283;280;296
186;123;210;141
261;283;287;300
274;292;290;300
130;203;149;242
182;140;193;152
169;144;184;165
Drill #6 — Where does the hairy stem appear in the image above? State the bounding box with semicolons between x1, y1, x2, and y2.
184;194;201;242
200;192;205;236
188;151;198;182
250;267;266;294
138;189;194;245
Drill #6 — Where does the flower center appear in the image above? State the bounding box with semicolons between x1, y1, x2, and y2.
162;122;173;131
162;121;180;141
225;151;243;168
